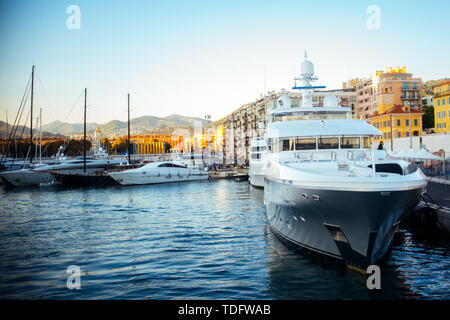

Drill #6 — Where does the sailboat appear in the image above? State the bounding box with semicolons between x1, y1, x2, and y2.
0;66;62;187
47;89;122;187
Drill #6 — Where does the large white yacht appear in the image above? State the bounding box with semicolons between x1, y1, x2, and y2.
248;137;267;188
108;161;209;186
264;55;427;272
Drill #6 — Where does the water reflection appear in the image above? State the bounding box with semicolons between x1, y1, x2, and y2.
0;181;448;299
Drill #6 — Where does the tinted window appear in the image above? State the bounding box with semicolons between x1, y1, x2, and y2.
318;138;339;149
340;137;360;149
280;139;294;151
295;138;316;150
361;137;371;148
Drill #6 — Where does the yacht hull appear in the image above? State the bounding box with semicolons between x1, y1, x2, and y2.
108;170;209;186
265;178;423;270
249;163;266;188
249;174;265;188
51;172;117;187
0;169;56;187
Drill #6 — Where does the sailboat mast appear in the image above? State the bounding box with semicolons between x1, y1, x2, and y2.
83;88;87;173
127;93;131;165
5;109;8;140
39;108;42;163
30;65;35;164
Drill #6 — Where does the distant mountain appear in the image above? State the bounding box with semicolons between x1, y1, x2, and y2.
0;121;63;139
40;120;100;136
39;114;211;137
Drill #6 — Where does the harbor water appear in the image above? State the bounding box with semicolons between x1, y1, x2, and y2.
0;180;448;299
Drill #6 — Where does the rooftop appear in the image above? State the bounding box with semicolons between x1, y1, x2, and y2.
368;105;424;118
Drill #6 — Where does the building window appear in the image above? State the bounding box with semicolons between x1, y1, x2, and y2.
414;119;418;126
437;123;440;129
406;132;410;137
405;119;409;126
444;123;447;129
443;111;446;118
403;82;409;89
396;119;401;126
437;100;440;106
413;83;417;89
397;132;401;138
443;98;446;106
448;97;450;105
437;111;441;119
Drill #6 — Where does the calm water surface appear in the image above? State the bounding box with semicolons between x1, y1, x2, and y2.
0;180;448;299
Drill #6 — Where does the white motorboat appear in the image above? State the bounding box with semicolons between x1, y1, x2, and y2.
108;161;209;186
248;138;267;188
264;55;427;272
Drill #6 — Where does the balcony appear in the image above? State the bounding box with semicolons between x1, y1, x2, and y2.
402;94;421;100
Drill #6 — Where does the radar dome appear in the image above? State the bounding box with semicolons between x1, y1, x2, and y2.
324;94;338;107
301;59;314;76
277;95;292;108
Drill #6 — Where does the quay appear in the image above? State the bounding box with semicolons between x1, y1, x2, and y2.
405;180;450;236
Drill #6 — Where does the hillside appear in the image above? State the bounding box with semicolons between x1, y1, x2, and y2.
39;114;211;137
0;121;63;139
422;78;450;96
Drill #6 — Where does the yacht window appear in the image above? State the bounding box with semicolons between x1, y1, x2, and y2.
280;139;295;151
271;139;279;153
251;146;266;152
361;137;371;148
158;163;186;168
340;137;360;149
318;137;339;149
295;138;316;150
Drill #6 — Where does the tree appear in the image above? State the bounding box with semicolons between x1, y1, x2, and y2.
101;137;112;154
163;142;171;153
422;105;434;129
111;137;128;154
64;139;92;156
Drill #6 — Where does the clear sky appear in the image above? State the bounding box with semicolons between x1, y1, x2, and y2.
0;0;449;125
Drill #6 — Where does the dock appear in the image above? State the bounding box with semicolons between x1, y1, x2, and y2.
406;180;450;236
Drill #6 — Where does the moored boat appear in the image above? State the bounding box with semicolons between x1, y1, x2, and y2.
108;161;209;186
248;137;267;188
264;54;427;272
